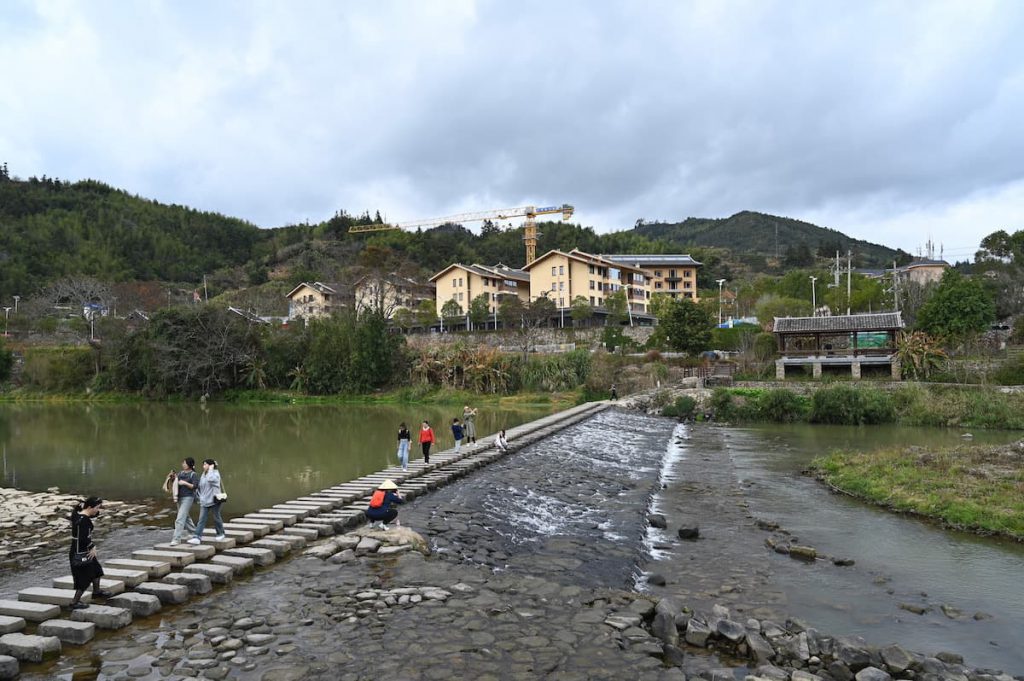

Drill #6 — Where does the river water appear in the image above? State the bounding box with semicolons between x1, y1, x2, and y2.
0;402;551;515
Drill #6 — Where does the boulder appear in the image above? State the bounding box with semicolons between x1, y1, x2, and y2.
653;597;680;620
328;549;356;564
854;667;892;681
651;611;678;646
880;645;914;673
355;537;382;555
647;514;668;529
788;545;817;561
662;643;686;666
717;619;746;644
677;525;700;540
835;637;873;671
647;573;667;587
684;618;711;647
746;632;775;664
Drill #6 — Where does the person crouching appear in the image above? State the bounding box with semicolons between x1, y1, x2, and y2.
366;480;404;530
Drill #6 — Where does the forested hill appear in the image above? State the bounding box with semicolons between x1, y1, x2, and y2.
634;211;907;268
0;169;266;297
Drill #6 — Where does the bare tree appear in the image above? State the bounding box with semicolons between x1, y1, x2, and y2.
44;276;113;319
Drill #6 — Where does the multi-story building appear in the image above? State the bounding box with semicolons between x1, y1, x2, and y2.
285;282;344;320
429;263;530;317
523;249;652;313
601;254;702;301
354;275;434;318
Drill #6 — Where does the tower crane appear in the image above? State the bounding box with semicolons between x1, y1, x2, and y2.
348;204;575;265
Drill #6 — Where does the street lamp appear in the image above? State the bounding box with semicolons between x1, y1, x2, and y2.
3;307;10;337
716;279;726;326
809;276;818;315
12;296;19;314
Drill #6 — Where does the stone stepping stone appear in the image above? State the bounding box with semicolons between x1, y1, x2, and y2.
106;593;161;617
238;515;286;530
0;617;24;635
244;513;296;526
199;536;237;550
265;506;311;519
273;505;322;517
222;522;269;538
132;549;195;567
0;654;16;679
162;573;212;596
38;619;95;645
269;534;307;549
106;559;172;578
280;526;319;540
294;497;338;510
153;543;216;560
52;577;125;596
17;588;88;607
250;539;290;557
222;547;275;567
0;601;61;623
69;604;132;630
295;521;335;537
91;570;143;590
134;582;189;605
203;528;254;543
308;516;355;532
210;555;254;575
184;563;234;585
0;632;61;663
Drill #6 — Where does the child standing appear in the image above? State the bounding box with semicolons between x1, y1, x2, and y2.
451;418;464;453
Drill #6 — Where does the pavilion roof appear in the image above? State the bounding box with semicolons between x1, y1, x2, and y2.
772;312;904;334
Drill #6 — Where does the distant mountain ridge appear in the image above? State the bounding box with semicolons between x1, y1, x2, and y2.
634;210;907;268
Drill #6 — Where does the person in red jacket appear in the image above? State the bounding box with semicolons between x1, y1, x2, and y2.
419;420;436;464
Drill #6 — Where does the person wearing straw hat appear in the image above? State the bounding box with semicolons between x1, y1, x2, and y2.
366;479;404;530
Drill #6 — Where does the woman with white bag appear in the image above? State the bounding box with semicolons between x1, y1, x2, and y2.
188;458;227;544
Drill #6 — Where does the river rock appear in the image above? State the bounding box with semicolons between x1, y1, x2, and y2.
328;549;356;564
835;638;873;671
355;537;382;555
854;667;892;681
788;545;817;561
717;619;746;643
647;573;666;586
792;671;823;681
880;644;914;673
651;611;678;646
828;661;854;681
684;618;711;647
935;651;964;665
746;632;775;663
648;513;668;529
677;525;700;540
654;597;681;620
753;664;791;681
662;643;686;666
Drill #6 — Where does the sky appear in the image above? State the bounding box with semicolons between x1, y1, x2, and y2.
2;0;1023;260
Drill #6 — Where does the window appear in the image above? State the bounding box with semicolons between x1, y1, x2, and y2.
654;270;662;277
550;282;556;292
492;293;497;301
598;297;603;305
588;265;595;274
459;277;463;287
559;265;564;275
558;282;564;291
589;280;595;290
551;266;556;276
684;270;692;277
655;282;662;289
670;269;677;277
458;292;464;301
684;282;692;289
483;278;488;287
559;297;564;307
590;296;595;305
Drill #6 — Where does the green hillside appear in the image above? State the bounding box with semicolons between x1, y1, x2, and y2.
635;211;908;268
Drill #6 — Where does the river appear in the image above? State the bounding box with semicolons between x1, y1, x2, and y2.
0;402;552;515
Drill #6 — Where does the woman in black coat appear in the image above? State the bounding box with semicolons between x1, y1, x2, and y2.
68;496;114;609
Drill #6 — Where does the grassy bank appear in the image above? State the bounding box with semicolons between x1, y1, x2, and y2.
811;443;1024;540
706;384;1024;430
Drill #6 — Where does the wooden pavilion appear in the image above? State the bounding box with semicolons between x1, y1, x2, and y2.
772;312;904;380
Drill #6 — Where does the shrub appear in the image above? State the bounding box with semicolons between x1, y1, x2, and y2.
993;356;1024;386
0;339;12;382
662;395;697;419
21;347;94;391
756;388;808;422
644;349;664;363
651;390;672;409
810;385;896;425
753;333;777;362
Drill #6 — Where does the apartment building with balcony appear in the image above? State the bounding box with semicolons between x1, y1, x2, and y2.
523;249;652;314
602;254;702;301
429;263;530;317
353;274;435;318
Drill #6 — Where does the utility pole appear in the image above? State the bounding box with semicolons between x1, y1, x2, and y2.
3;307;10;337
809;276;818;315
203;275;209;302
892;261;900;312
846;250;852;315
12;296;19;314
716;279;726;326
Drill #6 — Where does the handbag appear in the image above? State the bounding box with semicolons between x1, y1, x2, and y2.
214;478;228;504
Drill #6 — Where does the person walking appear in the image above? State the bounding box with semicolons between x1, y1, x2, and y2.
188;459;226;544
68;496;114;609
396;422;411;471
462;405;478;445
451;418;464;453
167;457;198;545
366;479;405;530
610;383;618;401
419;420;435;464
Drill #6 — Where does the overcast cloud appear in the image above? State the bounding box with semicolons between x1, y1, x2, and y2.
2;0;1023;258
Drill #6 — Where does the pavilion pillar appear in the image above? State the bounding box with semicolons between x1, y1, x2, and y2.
812;362;822;379
851;361;862;380
891;359;902;381
776;360;786;380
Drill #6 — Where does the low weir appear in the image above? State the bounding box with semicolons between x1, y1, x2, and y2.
0;400;609;676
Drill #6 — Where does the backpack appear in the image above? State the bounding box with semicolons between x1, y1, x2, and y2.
369;490;386;509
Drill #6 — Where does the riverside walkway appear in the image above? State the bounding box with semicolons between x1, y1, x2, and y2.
0;400;609;675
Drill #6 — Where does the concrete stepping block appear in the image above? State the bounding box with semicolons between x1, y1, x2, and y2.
154;543;216;560
52;577;125;596
0;617;24;635
264;506;309;519
199;536;237;550
0;600;61;623
211;555;254;575
0;654;16;680
69;604;132;630
132;549;195;567
38;619;95;645
245;513;296;526
222;522;269;538
274;503;322;513
294;497;338;510
222;546;275;567
0;632;61;663
106;559;172;578
307;516;353;532
102;568;149;588
238;516;285;530
183;563;234;585
18;588;88;607
162;573;212;596
204;528;254;543
106;593;161;617
280;526;319;540
250;539;290;557
295;521;335;537
269;534;307;549
134;582;189;605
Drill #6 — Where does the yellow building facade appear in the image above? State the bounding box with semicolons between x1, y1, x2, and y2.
285;282;342;320
602;254;702;301
523;249;653;313
429;263;531;317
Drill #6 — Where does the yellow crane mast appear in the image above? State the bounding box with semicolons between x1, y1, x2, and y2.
348;204;575;265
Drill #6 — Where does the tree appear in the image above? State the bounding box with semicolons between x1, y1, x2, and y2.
916;270;995;340
469;293;491;330
392;307;415;333
753;294;807;331
415;299;436;329
499;296;524;330
441;299;464;330
658;298;713;355
784;242;814;268
569;296;593;327
896;331;946;380
43;276;113;320
604;289;628;326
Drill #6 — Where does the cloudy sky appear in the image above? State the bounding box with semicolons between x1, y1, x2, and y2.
2;0;1022;259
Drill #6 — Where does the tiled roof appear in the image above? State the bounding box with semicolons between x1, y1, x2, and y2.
602;254;702;267
773;312;904;334
429;262;530;283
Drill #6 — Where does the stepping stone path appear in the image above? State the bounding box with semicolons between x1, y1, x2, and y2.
0;401;608;669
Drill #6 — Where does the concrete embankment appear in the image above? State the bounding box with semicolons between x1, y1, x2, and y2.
0;400;608;678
